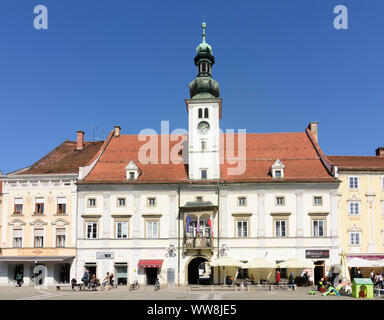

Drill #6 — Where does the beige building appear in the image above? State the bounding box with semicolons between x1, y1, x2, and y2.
0;131;103;285
329;148;384;276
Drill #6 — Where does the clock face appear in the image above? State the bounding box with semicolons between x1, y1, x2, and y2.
197;121;210;134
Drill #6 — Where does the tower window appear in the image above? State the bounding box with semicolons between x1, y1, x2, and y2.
198;108;203;119
202;63;207;72
201;169;207;179
201;140;206;151
204;108;209;118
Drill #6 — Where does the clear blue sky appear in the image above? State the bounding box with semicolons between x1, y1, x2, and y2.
1;0;383;174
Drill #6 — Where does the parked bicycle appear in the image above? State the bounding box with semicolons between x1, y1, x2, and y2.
154;278;160;291
129;280;140;291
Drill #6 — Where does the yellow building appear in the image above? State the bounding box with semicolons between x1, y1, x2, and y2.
0;131;103;285
329;148;384;277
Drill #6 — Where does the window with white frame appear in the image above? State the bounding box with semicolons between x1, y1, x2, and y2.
88;198;96;207
201;169;207;179
275;220;287;237
56;228;66;247
34;229;44;247
116;221;128;239
349;232;360;246
349;202;360;215
57;197;67;214
146;220;159;238
13;229;22;248
382;177;384;189
236;221;248;237
86;222;98;239
314;196;323;206
238;197;247;206
276;196;285;206
382;201;384;216
147;197;156;207
14;198;23;214
117;198;126;207
349;177;359;189
35;197;44;214
312;220;325;237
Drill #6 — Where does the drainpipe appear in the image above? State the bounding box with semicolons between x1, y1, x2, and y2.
177;185;180;286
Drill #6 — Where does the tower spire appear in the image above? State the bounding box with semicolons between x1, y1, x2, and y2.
188;22;220;99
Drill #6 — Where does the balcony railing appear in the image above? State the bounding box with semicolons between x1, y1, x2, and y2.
184;227;213;249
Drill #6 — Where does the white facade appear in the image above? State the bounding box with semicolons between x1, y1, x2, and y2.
75;182;340;286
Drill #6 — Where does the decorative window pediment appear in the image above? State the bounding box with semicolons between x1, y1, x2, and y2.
125;160;141;180
51;218;69;226
8;219;26;227
271;159;285;179
29;219;47;227
347;194;361;202
347;224;362;232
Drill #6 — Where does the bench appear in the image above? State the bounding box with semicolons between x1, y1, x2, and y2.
188;285;237;292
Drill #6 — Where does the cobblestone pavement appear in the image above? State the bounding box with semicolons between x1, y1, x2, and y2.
0;285;381;300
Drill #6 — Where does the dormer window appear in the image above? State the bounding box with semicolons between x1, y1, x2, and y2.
125;160;140;180
271;159;285;179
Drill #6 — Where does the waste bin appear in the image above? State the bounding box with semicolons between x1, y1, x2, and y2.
352;278;373;298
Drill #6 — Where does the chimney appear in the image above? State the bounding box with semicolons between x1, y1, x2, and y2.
76;130;84;150
114;126;121;137
307;122;319;143
376;147;384;156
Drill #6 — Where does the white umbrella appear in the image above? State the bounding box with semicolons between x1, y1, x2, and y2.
209;257;246;268
244;258;276;269
277;259;314;269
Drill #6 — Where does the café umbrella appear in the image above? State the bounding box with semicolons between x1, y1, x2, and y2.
277;259;314;269
209;257;246;284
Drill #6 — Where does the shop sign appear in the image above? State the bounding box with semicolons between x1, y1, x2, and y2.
96;252;114;259
18;248;58;256
306;250;329;259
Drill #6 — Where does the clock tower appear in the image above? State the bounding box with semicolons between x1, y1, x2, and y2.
186;22;222;180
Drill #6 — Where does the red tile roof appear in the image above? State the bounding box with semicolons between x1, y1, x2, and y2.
328;155;384;171
14;140;104;175
81;131;336;184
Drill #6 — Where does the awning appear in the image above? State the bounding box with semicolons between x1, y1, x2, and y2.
0;256;74;262
137;259;163;268
347;257;384;268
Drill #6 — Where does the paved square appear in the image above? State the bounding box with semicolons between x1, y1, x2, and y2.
0;285;381;300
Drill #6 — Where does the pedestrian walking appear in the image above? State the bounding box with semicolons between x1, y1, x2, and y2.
276;270;280;285
288;271;294;289
16;272;23;287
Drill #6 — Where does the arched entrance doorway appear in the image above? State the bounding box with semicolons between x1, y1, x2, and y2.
188;257;209;285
